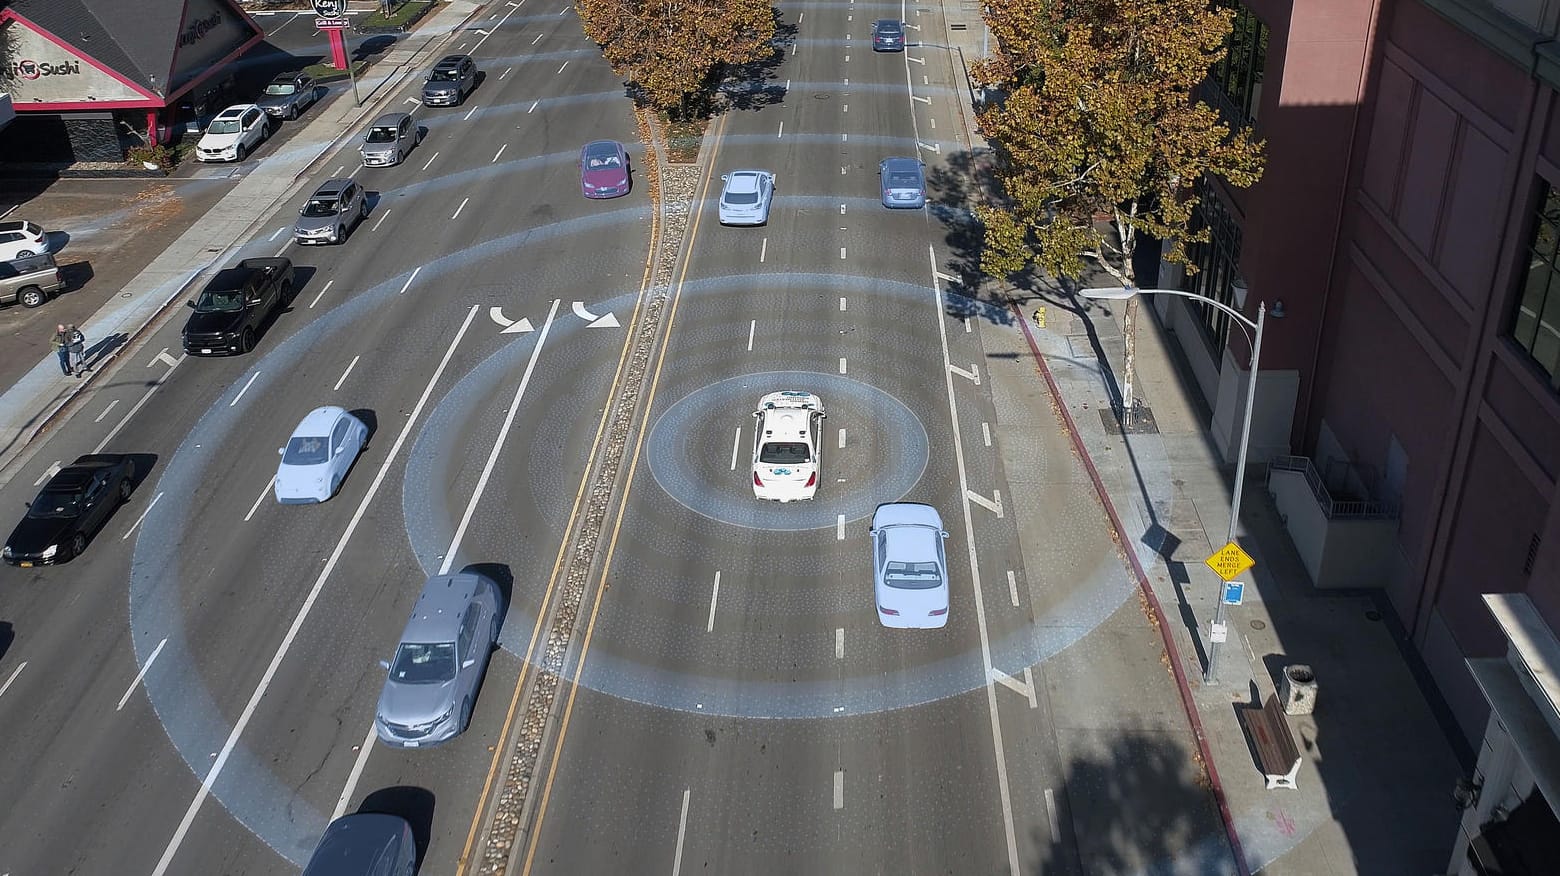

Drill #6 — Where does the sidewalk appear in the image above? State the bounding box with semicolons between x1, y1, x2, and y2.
933;6;1469;874
0;0;482;483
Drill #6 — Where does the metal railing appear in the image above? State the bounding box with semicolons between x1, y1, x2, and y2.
1268;455;1399;520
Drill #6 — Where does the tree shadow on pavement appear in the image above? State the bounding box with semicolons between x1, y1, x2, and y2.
718;11;799;114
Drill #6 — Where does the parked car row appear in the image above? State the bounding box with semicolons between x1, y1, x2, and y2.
194;70;321;164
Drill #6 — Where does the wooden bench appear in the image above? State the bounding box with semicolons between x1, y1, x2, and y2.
1237;694;1302;790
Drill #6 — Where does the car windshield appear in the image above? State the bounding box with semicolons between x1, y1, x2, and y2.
193;288;244;312
283;435;329;465
389;642;457;684
27;488;83;519
264;83;296;96
430;68;460;81
888;172;920;187
366;126;397;143
884;560;943;589
206;119;240;135
725;190;759;206
759;442;810;464
301;198;339;218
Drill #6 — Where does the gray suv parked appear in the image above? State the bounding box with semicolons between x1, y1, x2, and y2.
421;54;476;106
375;572;501;748
256;71;319;120
360;112;418;167
294;177;368;245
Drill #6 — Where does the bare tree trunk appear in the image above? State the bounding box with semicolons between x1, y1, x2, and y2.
1116;203;1140;411
1121;296;1138;410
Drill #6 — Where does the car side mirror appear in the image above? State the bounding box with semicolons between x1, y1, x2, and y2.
462;658;477;669
333;445;343;456
186;300;196;309
940;531;950;539
277;447;285;456
868;528;877;536
721;174;729;181
379;659;390;670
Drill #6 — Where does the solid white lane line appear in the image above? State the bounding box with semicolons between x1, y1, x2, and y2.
672;789;692;876
116;637;167;710
421;151;439;170
152;306;481;876
835;627;843;659
839;296;847;311
1008;570;1019;607
244;476;276;522
438;300;561;574
121;491;162;541
310;279;335;308
397;266;422;295
0;662;25;700
777;121;784;138
332;355;358;388
838;357;847;375
836;514;845;540
331;725;379;820
982;422;992;446
929;243;1020;874
33;461;59;487
759;237;768;262
493;144;507;163
557;61;569;74
371;208;393;231
464;106;478;121
706;572;720;633
730;427;741;471
747;320;756;351
837;428;846;449
94;352;185;453
833;771;844;809
452;197;470;220
230;373;259;407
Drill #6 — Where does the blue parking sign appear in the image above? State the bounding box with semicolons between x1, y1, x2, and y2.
1222;581;1245;605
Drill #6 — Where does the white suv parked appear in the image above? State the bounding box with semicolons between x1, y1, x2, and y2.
196;104;270;162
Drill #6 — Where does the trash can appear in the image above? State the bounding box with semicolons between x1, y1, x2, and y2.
1280;664;1317;715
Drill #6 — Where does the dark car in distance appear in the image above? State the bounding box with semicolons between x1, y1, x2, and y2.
3;455;136;566
872;19;906;51
579;139;630;199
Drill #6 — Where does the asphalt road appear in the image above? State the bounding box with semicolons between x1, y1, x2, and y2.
0;1;1168;874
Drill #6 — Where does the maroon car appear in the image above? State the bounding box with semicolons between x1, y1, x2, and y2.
580;139;630;199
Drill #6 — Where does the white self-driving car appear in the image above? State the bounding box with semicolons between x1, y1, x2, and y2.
718;169;775;226
751;391;824;501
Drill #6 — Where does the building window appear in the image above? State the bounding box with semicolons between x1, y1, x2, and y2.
1511;181;1560;389
1181;184;1244;353
1208;1;1269;128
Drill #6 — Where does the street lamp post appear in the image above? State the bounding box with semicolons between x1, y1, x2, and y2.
1080;286;1268;684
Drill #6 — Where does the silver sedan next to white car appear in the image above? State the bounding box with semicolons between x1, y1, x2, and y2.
718;169;775;225
870;503;951;628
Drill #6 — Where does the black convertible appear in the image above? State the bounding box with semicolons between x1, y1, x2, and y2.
3;454;136;566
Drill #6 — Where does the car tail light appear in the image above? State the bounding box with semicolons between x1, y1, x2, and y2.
929;608;948;616
753;472;764;486
879;605;900;615
805;472;816;487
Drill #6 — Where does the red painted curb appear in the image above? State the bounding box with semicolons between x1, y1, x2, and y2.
1010;301;1251;876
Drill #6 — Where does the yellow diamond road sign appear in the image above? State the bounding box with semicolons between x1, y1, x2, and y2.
1206;541;1255;581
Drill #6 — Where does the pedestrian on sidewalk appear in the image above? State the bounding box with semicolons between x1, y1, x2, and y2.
66;324;86;377
50;324;71;376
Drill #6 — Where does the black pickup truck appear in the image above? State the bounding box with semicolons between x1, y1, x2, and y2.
182;257;294;355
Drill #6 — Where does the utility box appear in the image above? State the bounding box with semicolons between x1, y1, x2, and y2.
1280;664;1318;715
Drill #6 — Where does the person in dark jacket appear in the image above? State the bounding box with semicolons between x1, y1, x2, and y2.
50;324;70;376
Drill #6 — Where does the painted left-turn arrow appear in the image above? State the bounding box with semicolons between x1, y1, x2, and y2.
489;307;534;334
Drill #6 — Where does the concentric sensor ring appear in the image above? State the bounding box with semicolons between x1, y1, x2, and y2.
645;371;929;531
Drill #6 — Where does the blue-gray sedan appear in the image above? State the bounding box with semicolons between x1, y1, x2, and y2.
879;157;926;209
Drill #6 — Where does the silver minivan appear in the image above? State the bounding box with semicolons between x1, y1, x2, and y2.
375;572;501;748
361;112;418;167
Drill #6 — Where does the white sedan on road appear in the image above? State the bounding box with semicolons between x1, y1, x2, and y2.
719;169;775;225
751;391;824;502
275;406;368;504
870;503;951;628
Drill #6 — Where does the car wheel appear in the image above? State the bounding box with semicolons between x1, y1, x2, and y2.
460;697;473;731
118;478;133;503
286;105;297;121
19;286;45;308
280;281;294;304
334;225;345;244
239;327;255;354
16;249;34;258
69;532;86;560
235;143;247;162
490;617;500;648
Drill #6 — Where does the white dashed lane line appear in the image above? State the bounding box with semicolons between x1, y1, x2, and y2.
759;237;768;263
333;355;359;391
310;279;334;308
838;357;847;374
396;266;422;295
982;422;991;446
0;662;26;701
835;627;844;659
116;637;167;711
747;320;756;351
836;514;845;540
777;121;784;138
839;296;847;311
706;572;720;633
244;476;275;522
452;198;470;220
230;373;259;407
493;144;507;163
421;151;439;170
95;399;119;423
1008;570;1020;607
371;209;392;231
121;491;162;541
528;100;539;113
672;789;692;875
730;427;741;470
833;771;845;809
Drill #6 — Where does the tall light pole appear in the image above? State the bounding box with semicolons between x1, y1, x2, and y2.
1080;286;1268;684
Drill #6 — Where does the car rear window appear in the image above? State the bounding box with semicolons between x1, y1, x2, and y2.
725;190;760;205
888;172;920;187
759;442;810;464
884;561;942;588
